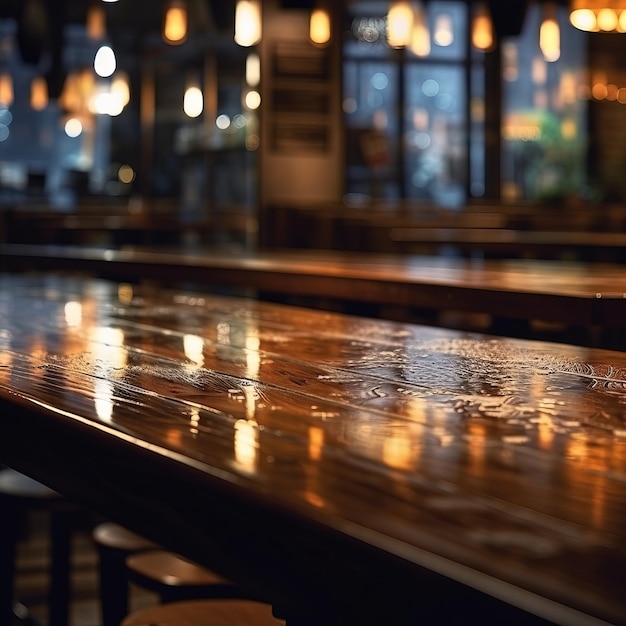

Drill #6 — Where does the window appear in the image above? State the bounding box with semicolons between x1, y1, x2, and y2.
343;1;475;207
343;2;587;206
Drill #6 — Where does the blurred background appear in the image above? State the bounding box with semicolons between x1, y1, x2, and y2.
1;0;625;256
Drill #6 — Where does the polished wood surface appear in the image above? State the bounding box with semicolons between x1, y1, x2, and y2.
1;273;626;625
2;243;626;332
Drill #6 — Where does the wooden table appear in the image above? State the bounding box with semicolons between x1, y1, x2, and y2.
2;243;626;341
388;226;626;261
1;272;625;625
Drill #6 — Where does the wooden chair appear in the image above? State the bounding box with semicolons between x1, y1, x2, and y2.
121;598;285;626
0;468;78;626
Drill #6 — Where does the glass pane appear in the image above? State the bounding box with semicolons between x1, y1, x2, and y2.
404;63;467;206
470;64;486;198
344;1;473;203
343;60;400;199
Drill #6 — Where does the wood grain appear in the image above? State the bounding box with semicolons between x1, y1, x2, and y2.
1;273;625;625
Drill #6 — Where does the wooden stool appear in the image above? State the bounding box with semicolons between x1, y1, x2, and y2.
93;524;247;626
0;468;76;626
121;599;285;626
125;549;245;602
92;522;160;626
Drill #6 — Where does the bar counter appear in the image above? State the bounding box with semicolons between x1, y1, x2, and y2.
1;273;625;625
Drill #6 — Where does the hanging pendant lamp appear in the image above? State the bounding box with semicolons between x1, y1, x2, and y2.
0;72;14;107
163;0;188;45
30;75;48;110
310;6;331;46
472;1;495;52
235;0;262;47
540;2;561;62
410;1;430;57
387;1;413;48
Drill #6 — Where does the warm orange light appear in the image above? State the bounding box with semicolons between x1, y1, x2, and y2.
245;53;260;87
63;78;81;114
111;72;130;107
561;118;578;139
472;2;494;52
87;4;106;40
597;7;619;29
30;76;48;110
387;1;413;48
308;426;324;461
310;8;331;46
570;8;597;30
559;72;578;104
163;1;188;45
60;70;95;114
591;73;609;100
569;0;626;32
0;72;13;107
235;0;261;47
540;3;560;62
409;1;430;57
234;419;258;474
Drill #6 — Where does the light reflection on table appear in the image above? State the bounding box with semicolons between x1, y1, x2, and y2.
1;273;626;625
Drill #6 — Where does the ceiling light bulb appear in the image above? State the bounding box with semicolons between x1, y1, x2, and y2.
472;2;494;52
163;1;188;45
540;3;560;63
94;45;116;77
597;7;618;30
310;8;331;46
387;1;413;48
235;0;262;47
30;76;48;110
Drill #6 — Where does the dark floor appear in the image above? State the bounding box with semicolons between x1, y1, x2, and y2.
12;510;156;626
